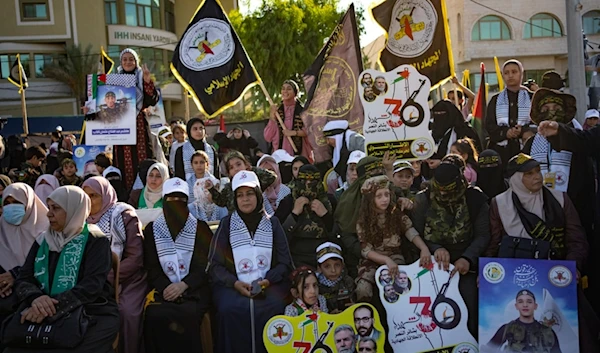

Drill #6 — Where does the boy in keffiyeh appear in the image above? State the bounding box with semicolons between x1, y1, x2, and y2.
315;242;355;313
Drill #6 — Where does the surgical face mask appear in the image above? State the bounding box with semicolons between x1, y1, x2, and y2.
3;204;26;225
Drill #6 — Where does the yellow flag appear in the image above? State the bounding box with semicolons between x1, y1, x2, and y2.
494;56;504;91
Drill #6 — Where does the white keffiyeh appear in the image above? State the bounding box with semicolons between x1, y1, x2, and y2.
182;140;216;176
96;203;134;260
153;214;197;283
530;134;572;193
230;211;273;283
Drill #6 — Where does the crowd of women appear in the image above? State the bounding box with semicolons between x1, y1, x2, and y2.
0;50;600;353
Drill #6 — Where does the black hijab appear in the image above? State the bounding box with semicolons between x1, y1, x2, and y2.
163;192;189;238
234;185;264;234
476;149;507;199
186;118;207;151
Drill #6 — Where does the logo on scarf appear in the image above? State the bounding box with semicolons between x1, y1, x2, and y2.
164;261;177;275
256;255;269;269
387;0;437;58
179;19;235;71
238;258;253;273
267;319;293;345
548;265;572;287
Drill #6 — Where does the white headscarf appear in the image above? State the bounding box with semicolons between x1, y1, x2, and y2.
323;120;354;167
144;162;169;208
39;186;92;252
495;172;564;238
34;174;60;207
0;183;49;270
117;48;144;113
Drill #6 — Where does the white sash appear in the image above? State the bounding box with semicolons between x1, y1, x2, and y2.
182;140;215;177
153;214;197;283
96;203;134;259
230;211;273;283
530;134;572;192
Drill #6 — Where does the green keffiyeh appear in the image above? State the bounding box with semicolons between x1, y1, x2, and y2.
35;224;90;296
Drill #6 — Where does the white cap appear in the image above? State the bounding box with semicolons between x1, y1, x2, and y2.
257;154;277;167
316;242;344;264
347;150;366;165
585;109;599;119
271;149;294;163
158;126;172;138
162;177;189;197
232;170;260;191
56;126;63;132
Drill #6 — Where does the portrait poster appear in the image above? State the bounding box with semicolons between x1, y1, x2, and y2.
72;145;110;177
478;258;579;353
146;88;167;134
359;65;434;160
264;303;386;352
375;259;478;353
85;74;138;146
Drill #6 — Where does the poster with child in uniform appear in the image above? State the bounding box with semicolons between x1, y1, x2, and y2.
85;74;137;145
479;258;578;353
359;65;435;160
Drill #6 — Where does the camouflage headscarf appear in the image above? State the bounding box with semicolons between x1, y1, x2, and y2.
292;165;332;239
424;164;472;244
335;156;385;233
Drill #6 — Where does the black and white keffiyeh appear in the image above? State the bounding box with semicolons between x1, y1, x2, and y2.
96;203;133;259
530;134;572;192
230;211;273;283
153;214;197;283
496;89;531;145
182;140;216;176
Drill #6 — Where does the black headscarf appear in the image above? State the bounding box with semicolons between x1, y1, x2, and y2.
476;149;507;199
139;159;159;186
234;185;264;234
163;191;189;238
187;118;207;151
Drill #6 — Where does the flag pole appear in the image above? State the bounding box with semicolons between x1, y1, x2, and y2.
17;55;29;135
184;89;190;121
257;80;298;153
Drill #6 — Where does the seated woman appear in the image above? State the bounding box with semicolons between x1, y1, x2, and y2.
128;162;169;209
0;183;49;329
5;186;119;353
143;178;213;353
209;171;293;353
82;177;146;353
33;175;59;207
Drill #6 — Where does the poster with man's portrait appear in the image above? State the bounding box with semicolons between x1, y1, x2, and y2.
479;258;579;353
85;74;137;145
145;88;167;134
72;145;110;177
263;303;385;353
375;259;478;353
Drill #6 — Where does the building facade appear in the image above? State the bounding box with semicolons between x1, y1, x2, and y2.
364;0;600;97
0;0;238;120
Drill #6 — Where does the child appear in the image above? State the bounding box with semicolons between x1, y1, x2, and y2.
206;151;276;212
187;150;219;204
58;158;83;186
388;160;416;199
315;242;355;313
450;138;478;185
284;266;328;317
355;176;431;302
95;152;127;202
12;146;45;187
169;123;187;170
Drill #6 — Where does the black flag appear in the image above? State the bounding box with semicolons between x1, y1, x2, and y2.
8;54;28;93
98;46;114;74
171;0;259;118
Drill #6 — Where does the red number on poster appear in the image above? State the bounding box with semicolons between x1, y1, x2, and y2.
410;296;432;316
384;98;403;116
292;341;312;353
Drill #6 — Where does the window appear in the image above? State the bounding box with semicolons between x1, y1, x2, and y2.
524;13;562;38
166;0;175;33
524;69;554;85
125;0;161;29
107;45;121;68
471;15;511;41
583;10;600;35
20;0;49;21
105;0;118;25
0;54;31;80
469;72;500;94
34;54;54;78
138;48;164;73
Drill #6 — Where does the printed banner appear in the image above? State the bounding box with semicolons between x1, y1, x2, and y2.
145;88;167;134
73;145;110;177
264;303;385;352
478;258;579;353
301;4;364;163
375;259;478;353
372;0;454;86
85;74;138;145
360;65;434;160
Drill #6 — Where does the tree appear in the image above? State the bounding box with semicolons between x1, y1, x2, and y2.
230;0;348;101
43;44;98;109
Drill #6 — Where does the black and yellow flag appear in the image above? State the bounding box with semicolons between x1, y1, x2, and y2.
301;4;364;163
171;0;258;118
8;54;28;93
372;0;454;86
98;46;114;74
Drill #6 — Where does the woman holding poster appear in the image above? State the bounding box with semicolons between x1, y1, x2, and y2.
112;49;160;191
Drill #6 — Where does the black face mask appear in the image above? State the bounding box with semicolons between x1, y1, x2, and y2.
163;197;189;237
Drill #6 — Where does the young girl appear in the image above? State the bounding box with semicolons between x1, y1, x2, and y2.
355;176;431;302
450;138;479;185
187;150;219;204
284;266;328;317
57;158;83;186
169;123;187;170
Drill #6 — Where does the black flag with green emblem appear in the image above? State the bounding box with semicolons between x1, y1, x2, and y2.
171;0;259;118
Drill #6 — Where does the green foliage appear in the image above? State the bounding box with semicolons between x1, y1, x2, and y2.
42;44;98;107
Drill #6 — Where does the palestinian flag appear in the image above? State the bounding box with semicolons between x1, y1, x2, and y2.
472;63;487;142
